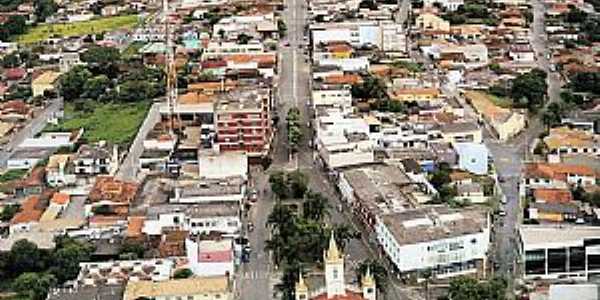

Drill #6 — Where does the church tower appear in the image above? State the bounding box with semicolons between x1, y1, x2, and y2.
295;272;309;300
362;267;376;300
324;231;346;298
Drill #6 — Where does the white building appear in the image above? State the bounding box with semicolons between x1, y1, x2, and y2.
423;0;464;11
77;259;174;286
143;203;241;236
186;238;235;278
311;84;353;111
375;207;490;279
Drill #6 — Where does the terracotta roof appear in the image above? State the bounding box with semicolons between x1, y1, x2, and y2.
123;276;230;300
311;291;366;300
4;68;26;80
524;163;597;181
14;167;45;188
324;74;363;85
1;100;30;115
32;71;61;85
187;80;237;92
533;188;573;204
51;192;70;205
392;88;440;96
88;176;139;204
225;53;276;66
10;195;44;225
126;216;145;237
178;92;214;104
198;250;232;263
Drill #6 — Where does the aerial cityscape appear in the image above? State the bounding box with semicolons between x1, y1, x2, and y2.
0;0;598;298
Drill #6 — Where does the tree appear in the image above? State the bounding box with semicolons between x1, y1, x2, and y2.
0;204;20;222
2;53;20;68
81;46;121;78
59;66;92;101
0;15;26;41
13;272;57;300
511;68;547;111
446;276;507;300
563;7;587;24
359;0;377;9
34;0;57;22
9;239;46;275
82;75;110;100
269;171;288;199
570;72;600;94
119;241;145;259
287;108;303;152
173;268;193;279
356;260;388;292
278;20;287;37
303;191;329;221
332;224;359;250
237;33;252;44
49;236;94;283
275;262;304;300
351;75;387;100
288;170;308;199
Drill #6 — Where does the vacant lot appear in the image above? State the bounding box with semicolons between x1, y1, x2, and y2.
46;101;150;145
17;15;139;44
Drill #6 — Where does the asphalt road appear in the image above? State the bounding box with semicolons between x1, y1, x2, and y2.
0;97;63;169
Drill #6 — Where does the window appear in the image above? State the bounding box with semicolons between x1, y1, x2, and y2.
333;268;339;279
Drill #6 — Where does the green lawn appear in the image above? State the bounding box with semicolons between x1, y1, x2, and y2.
486;93;513;109
0;169;27;183
46;101;150;146
17;15;140;44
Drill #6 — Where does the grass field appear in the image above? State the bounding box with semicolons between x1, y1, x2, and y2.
0;169;27;183
17;15;140;44
486;93;513;109
46;101;150;145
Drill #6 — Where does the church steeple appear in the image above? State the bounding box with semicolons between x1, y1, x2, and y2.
362;267;376;300
295;272;308;300
324;231;345;298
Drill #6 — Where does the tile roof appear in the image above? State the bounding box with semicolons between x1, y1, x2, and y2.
544;126;599;151
4;67;26;80
89;176;139;204
32;71;61;85
123;276;230;300
324;74;363;85
533;188;573;204
10;195;45;225
50;192;70;205
126;216;145;237
524;163;597;181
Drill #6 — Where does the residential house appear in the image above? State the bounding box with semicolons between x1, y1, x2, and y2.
31;71;61;97
86;176;139;217
74;144;116;175
415;13;450;32
544;127;600;163
389;88;441;103
528;202;579;223
440;121;483;144
465;91;526;141
10;195;45;234
46;154;76;187
311;83;353;111
77;259;174;286
522;163;598;193
10;167;45;197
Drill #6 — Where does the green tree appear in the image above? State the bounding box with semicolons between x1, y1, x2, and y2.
288;170;308;199
173;268;193;279
59;66;92;101
275;262;304;300
237;33;252;44
356;260;388;292
563;7;587;23
34;0;57;22
351;75;387;100
511;68;547;111
81;46;121;78
332;224;359;250
13;272;57;300
0;15;26;41
82;75;110;100
119;241;145;259
303;191;329;221
49;236;94;283
446;276;507;300
0;204;20;222
2;53;20;68
9;239;46;275
269;171;288;199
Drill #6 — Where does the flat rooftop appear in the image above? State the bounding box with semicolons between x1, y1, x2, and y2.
177;177;245;198
380;206;489;246
520;225;600;250
147;202;239;219
214;88;269;112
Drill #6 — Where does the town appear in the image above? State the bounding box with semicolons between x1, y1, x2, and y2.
0;0;599;298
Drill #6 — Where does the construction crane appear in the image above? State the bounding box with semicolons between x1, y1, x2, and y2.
163;0;178;134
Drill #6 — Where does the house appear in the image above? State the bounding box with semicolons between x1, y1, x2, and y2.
454;143;489;175
440;122;483;144
87;176;139;217
10;195;45;234
317;132;375;170
60;52;82;73
74;143;116;175
123;276;233;300
465;91;526;141
522;163;597;191
198;151;248;181
389;88;441;103
6;148;54;170
519;226;600;280
46;154;76;187
10;167;45;197
171;176;246;204
544;127;600;162
293;233;376;300
532;188;573;204
4;67;26;81
415;13;450;32
455;182;487;203
19;131;81;149
31;71;61;97
47;285;125;300
186;238;235;278
509;44;535;63
375;207;490;280
528;202;579;223
311;83;353;110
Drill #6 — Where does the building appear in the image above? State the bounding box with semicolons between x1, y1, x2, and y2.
87;176;139;217
78;259;174;286
123;276;233;300
543;127;600;162
415;13;450;32
46;154;76;187
465;91;526;141
440;122;482;144
214;89;273;158
186;238;235;278
519;226;600;280
311;84;353;111
522;162;598;192
10;195;45;234
375;207;490;279
295;233;376;300
423;0;464;11
47;285;124;300
454;142;489;175
73;144;116;175
31;71;61;97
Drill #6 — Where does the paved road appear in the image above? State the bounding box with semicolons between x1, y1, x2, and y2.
0;97;63;169
116;102;161;181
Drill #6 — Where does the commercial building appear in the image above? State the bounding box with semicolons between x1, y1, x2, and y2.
375;207;490;280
